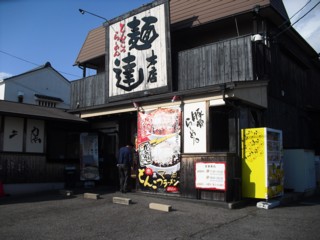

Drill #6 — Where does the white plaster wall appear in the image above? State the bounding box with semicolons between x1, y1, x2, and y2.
3;67;70;109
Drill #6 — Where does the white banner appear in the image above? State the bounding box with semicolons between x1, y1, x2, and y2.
183;102;207;153
109;3;168;97
26;119;44;153
3;117;24;152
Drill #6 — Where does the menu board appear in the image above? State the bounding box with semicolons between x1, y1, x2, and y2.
195;162;226;190
80;133;99;181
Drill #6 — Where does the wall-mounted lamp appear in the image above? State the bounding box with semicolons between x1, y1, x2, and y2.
78;8;107;21
251;34;263;42
253;5;260;15
171;95;180;102
17;91;24;103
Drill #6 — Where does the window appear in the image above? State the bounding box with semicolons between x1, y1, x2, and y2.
47;127;80;162
34;94;62;108
38;100;56;108
209;106;234;152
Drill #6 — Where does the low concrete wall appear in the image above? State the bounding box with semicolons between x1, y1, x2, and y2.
3;182;64;195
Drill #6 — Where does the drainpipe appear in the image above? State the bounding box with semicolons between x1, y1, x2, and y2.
78;64;86;78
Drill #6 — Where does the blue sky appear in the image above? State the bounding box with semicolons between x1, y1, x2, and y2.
0;0;152;80
0;0;319;81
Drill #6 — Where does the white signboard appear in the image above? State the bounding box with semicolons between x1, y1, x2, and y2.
108;3;168;97
183;101;207;153
80;133;99;181
195;162;226;190
26;119;44;153
3;117;24;152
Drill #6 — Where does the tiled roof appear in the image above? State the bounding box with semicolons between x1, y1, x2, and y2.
0;100;86;123
75;0;289;65
3;61;70;83
34;94;63;102
74;27;106;66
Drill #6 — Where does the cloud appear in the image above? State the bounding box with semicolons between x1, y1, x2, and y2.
0;72;13;81
283;0;320;52
283;0;308;17
303;27;320;52
295;13;319;38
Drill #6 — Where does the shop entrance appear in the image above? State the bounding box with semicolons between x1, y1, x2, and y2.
99;131;118;187
91;112;137;189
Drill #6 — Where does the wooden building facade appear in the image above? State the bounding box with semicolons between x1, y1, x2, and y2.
70;0;320;202
0;101;87;195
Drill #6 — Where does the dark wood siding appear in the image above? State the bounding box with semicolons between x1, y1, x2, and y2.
0;154;65;183
270;0;289;20
265;35;320;153
180;153;240;202
70;36;257;109
70;73;106;109
178;35;253;91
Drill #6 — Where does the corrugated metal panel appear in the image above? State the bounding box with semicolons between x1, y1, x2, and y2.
74;26;105;65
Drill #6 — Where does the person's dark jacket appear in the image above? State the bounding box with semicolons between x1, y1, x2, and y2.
118;146;132;166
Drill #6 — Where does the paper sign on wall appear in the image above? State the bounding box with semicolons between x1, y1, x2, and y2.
195;162;226;190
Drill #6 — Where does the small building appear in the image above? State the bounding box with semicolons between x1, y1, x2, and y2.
0;62;70;109
69;0;320;201
0;100;87;195
0;62;86;195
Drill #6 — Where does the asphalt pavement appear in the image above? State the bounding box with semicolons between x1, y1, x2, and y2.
1;188;320;240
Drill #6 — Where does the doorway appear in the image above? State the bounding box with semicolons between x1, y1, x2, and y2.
91;112;138;189
99;131;119;187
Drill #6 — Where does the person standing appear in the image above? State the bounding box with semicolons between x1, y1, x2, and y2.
117;143;133;193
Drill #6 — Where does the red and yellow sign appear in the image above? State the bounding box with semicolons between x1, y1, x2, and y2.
137;107;181;193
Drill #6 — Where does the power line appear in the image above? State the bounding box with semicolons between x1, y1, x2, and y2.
273;1;320;39
291;1;320;27
278;0;311;30
0;49;39;67
289;0;312;20
0;49;81;78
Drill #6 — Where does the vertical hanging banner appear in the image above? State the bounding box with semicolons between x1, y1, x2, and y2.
3;117;24;152
108;1;170;98
26;119;45;153
137;107;181;193
80;133;99;181
183;102;207;153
